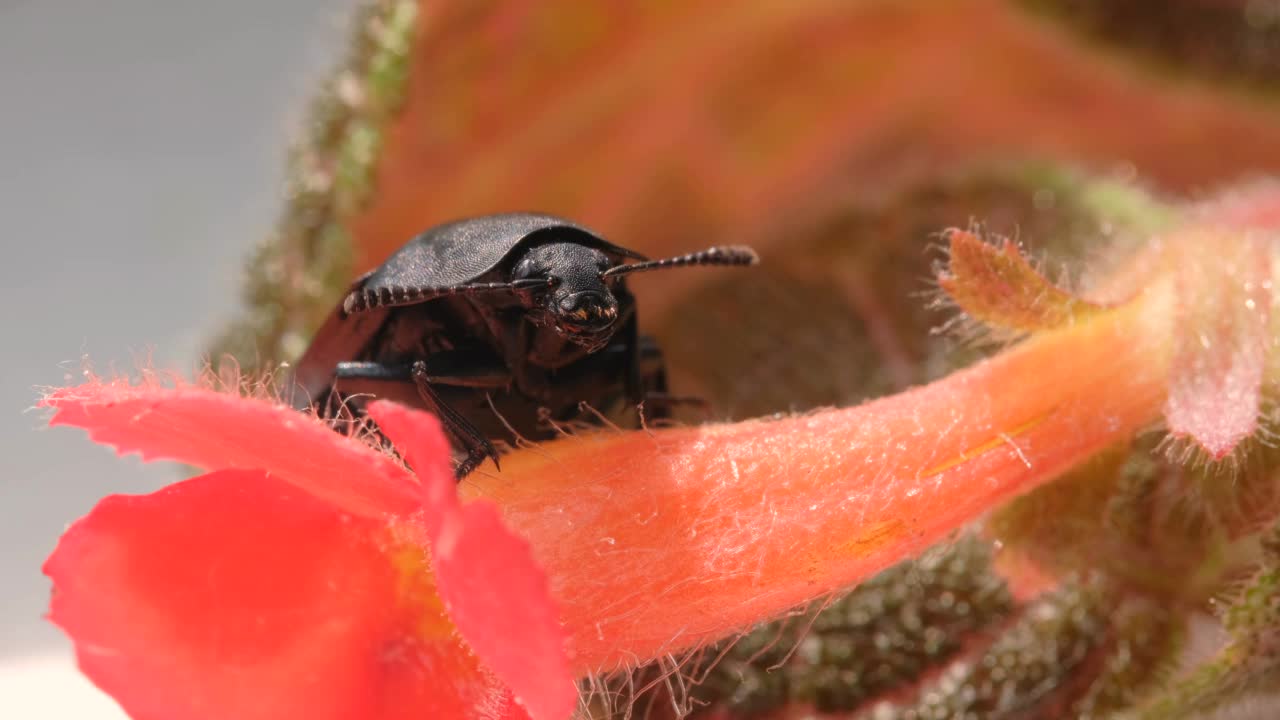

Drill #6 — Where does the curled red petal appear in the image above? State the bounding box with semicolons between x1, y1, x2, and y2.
367;401;575;720
40;380;422;518
44;469;528;720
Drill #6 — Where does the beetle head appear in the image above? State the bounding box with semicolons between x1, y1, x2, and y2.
511;239;759;350
512;242;621;349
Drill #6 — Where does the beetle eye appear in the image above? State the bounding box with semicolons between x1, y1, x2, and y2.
511;274;558;305
513;258;539;280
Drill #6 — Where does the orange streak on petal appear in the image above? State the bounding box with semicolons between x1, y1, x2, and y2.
916;406;1054;479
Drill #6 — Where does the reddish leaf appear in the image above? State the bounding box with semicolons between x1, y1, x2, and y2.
367;402;575;720
939;229;1106;332
41;380;422;518
44;469;527;720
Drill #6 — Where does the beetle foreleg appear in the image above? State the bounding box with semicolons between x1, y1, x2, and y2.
630;335;711;420
619;313;644;406
416;350;512;389
409;360;501;479
639;392;712;416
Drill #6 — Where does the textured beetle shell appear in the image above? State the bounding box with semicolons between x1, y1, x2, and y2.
357;212;644;293
288;213;646;411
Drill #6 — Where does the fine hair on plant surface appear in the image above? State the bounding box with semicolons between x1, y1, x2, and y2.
34;2;1280;718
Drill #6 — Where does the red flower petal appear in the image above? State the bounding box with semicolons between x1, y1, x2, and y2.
367;402;575;720
44;469;529;720
41;379;421;518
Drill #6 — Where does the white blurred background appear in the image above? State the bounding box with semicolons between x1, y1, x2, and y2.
0;1;352;716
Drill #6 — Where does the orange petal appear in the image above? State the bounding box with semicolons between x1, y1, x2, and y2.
465;295;1170;672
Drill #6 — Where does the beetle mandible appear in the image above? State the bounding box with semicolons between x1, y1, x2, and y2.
288;212;758;478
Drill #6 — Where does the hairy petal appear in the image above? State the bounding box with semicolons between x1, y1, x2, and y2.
44;469;527;720
1164;234;1271;458
466;295;1171;672
40;380;422;518
367;402;575;720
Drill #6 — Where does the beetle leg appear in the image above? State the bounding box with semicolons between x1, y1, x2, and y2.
418;350;513;389
619;313;645;405
631;334;713;420
601;324;677;424
505;316;556;401
453;446;493;480
345;280;536;314
633;330;673;422
336;354;510;389
636;333;666;391
409;360;501;479
639;392;712;416
286;272;385;412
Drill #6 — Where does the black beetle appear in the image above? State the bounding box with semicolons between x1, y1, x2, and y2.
288;212;758;478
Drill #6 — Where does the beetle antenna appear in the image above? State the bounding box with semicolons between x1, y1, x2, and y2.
344;278;552;313
601;245;759;278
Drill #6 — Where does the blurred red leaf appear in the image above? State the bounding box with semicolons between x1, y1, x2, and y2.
352;0;1280;325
